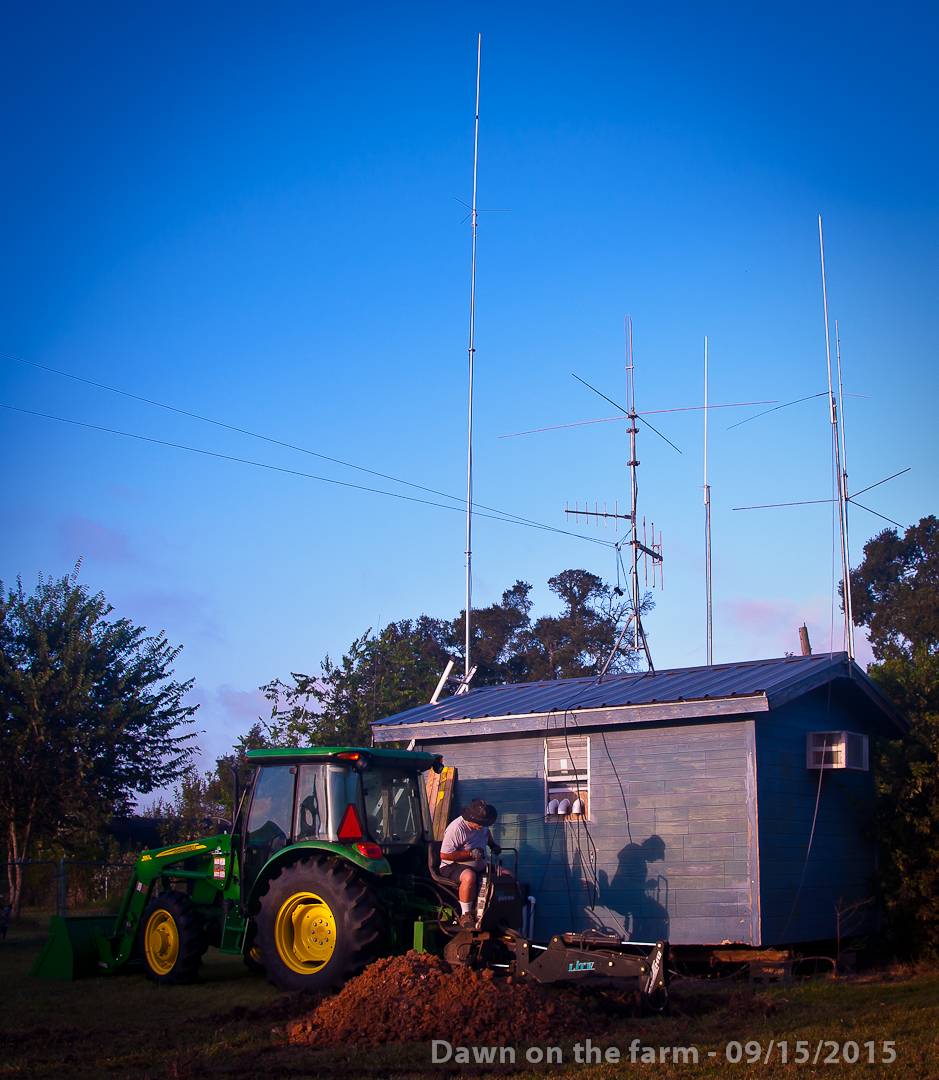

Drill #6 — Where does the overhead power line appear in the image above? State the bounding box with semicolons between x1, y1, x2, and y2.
0;350;612;543
0;351;465;506
0;402;614;548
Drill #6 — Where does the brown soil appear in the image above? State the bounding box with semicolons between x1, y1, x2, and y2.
286;951;605;1048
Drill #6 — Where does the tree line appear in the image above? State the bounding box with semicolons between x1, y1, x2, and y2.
2;521;938;955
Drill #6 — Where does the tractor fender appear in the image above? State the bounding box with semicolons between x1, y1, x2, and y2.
245;842;391;915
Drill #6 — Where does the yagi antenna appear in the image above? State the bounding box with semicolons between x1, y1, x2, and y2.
565;317;661;675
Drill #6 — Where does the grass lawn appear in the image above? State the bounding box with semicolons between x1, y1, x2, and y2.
1;914;938;1079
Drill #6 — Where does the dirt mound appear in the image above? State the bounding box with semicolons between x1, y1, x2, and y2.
286;951;604;1047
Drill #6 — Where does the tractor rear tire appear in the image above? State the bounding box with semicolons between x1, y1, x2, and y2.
139;890;207;985
256;857;381;993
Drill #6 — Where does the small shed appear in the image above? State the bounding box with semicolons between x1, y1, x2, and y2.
371;653;907;948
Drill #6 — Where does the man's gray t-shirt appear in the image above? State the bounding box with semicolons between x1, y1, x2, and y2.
440;816;491;870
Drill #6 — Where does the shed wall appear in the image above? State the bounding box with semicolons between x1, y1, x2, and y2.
419;718;759;946
755;689;879;944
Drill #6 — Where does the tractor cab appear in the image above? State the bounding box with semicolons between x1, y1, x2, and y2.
238;747;440;902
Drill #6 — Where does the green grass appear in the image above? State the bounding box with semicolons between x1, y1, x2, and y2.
1;915;938;1079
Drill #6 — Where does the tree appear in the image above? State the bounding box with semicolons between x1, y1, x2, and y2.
851;515;939;663
524;569;638;681
0;566;198;912
850;516;939;952
451;581;533;686
257;568;649;748
142;722;271;843
262;616;452;747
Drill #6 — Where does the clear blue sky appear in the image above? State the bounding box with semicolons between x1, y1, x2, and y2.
2;2;936;776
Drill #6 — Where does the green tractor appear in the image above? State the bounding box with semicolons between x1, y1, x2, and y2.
33;746;509;990
32;745;670;1010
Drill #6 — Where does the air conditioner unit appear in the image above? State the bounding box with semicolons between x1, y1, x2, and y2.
806;731;869;771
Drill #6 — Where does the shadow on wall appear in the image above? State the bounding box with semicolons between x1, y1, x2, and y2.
599;835;669;942
448;777;670;941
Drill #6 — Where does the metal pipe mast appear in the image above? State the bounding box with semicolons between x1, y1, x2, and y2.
623;315;655;671
704;335;713;665
625;317;640;651
464;35;481;679
818;216;854;661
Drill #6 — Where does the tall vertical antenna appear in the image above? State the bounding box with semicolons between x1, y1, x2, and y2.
704;334;713;665
624;317;653;669
625;317;639;651
464;34;481;679
835;318;854;652
818;216;854;660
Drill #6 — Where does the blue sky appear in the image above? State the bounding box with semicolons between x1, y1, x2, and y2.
2;2;936;777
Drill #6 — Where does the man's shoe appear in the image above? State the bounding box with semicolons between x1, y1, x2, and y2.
458;913;476;930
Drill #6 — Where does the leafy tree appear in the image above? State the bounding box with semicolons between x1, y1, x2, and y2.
525;569;638;680
850;516;939;952
257;569;649;748
851;515;939;663
452;581;533;686
261;617;451;748
141;723;273;844
0;566;197;912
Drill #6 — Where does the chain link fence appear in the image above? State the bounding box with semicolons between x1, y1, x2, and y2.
2;860;136;915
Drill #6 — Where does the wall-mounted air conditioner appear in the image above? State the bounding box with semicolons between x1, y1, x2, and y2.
806;731;869;771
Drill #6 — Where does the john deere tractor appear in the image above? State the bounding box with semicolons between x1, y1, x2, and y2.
32;745;669;1009
32;747;482;990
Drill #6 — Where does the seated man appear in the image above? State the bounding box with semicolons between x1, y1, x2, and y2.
438;798;510;929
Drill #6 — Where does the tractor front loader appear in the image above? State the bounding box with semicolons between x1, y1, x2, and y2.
31;745;669;1011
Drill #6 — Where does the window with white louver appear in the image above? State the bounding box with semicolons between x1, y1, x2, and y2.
806;731;869;771
544;735;589;818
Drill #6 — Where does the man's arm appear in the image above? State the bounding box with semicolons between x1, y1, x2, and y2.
440;849;477;862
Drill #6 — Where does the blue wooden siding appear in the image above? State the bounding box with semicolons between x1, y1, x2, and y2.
419;718;759;946
755;688;879;945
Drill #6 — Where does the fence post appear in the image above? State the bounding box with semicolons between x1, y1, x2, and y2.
60;857;67;917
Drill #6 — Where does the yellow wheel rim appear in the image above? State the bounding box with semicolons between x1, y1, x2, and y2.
274;891;336;974
144;909;179;975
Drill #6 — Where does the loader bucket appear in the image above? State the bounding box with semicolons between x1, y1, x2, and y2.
30;915;116;980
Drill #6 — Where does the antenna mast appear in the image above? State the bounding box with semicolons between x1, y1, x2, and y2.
818;216;854;660
625;317;654;667
835;317;855;652
464;34;481;680
704;335;713;665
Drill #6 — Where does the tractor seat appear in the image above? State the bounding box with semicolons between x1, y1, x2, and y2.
428;841;461;892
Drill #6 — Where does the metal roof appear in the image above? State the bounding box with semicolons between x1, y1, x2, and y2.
371;653;907;739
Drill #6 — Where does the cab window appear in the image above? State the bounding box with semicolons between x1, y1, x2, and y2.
243;766;295;891
362;769;425;846
295;763;328;840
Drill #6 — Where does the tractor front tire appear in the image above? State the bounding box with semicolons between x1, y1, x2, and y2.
242;919;266;975
139;891;207;984
256;857;381;992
